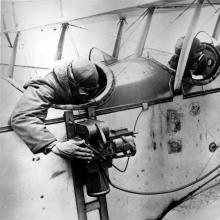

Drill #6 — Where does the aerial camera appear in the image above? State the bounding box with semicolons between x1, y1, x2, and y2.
66;116;136;197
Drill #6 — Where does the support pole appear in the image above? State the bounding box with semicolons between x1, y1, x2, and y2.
7;32;20;78
212;13;220;40
112;17;126;58
64;111;109;220
54;23;68;60
133;7;155;58
174;0;204;92
2;16;13;48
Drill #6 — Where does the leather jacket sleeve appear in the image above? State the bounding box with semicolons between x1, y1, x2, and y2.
11;83;57;154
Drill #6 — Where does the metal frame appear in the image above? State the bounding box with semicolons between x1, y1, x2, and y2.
2;17;13;48
112;17;126;58
7;32;20;78
54;23;69;60
64;111;109;220
134;7;155;58
5;87;220;134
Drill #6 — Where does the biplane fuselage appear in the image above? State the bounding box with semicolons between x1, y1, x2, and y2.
1;1;220;220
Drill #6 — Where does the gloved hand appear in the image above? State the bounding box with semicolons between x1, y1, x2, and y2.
51;139;94;160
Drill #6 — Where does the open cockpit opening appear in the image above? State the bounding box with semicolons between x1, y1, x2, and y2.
52;61;115;110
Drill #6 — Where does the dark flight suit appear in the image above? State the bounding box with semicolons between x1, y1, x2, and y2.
168;37;207;77
11;60;98;154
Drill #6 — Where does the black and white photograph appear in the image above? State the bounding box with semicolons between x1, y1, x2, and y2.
1;0;220;219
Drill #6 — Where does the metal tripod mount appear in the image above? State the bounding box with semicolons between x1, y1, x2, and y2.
64;107;109;220
64;106;136;219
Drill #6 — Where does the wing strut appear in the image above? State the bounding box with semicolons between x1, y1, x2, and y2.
134;7;155;58
174;0;204;92
212;13;220;40
7;32;20;78
112;17;126;59
54;23;69;60
55;23;80;60
2;17;13;48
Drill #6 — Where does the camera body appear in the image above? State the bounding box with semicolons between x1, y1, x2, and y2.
73;119;136;196
74;119;136;159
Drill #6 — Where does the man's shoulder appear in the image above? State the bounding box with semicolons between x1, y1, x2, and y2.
168;54;179;70
23;77;55;94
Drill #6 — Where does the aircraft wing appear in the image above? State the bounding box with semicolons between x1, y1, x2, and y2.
71;0;220;24
2;0;220;34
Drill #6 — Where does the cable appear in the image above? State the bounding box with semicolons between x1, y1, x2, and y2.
113;156;130;173
183;179;220;203
180;172;220;204
133;109;144;132
155;172;220;216
84;142;131;173
100;164;220;195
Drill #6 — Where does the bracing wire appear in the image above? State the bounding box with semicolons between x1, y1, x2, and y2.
68;23;117;39
70;9;149;52
124;9;149;32
197;4;220;32
143;0;197;53
15;1;220;97
68;23;88;30
69;0;220;60
119;9;149;50
172;0;197;23
120;0;197;52
96;11;147;54
206;0;218;12
69;22;120;56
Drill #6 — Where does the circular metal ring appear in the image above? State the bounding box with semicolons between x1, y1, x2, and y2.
185;43;220;86
52;62;115;110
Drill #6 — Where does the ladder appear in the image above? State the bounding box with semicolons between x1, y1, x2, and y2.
64;110;109;220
